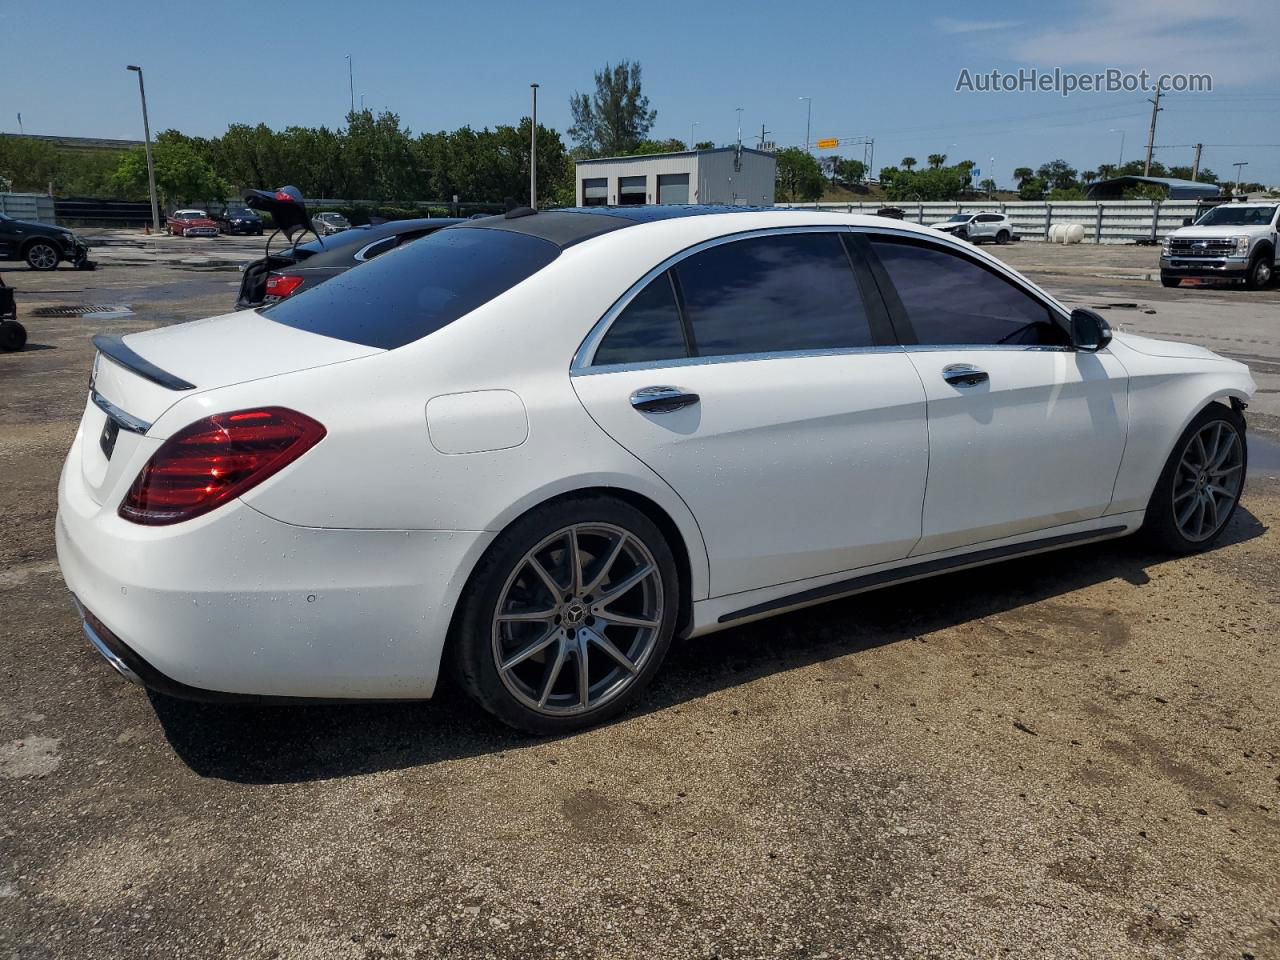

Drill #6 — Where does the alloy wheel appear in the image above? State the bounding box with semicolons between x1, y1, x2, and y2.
491;523;664;717
1172;419;1244;542
27;243;58;270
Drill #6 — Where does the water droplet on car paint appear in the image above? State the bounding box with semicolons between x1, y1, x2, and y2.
307;595;316;603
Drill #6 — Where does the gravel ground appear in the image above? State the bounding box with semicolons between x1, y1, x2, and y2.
1;246;1278;959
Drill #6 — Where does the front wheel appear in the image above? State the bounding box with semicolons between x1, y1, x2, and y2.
996;230;1010;245
450;496;680;734
25;241;59;271
1160;274;1181;288
1245;253;1274;290
1143;404;1247;553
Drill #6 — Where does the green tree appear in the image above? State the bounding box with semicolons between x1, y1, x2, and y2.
1080;170;1098;185
1012;166;1034;185
900;156;917;170
568;61;656;157
835;157;866;185
879;166;900;185
885;165;968;201
111;140;229;205
0;136;64;193
1036;159;1078;191
1018;176;1047;200
693;140;715;150
978;177;997;196
634;138;687;155
775;147;824;201
927;153;947;169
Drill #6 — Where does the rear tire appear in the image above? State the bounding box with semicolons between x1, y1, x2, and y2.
449;495;679;735
1160;274;1181;288
1143;403;1246;553
0;321;26;352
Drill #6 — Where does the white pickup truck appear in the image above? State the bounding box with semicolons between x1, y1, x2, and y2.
1160;199;1279;289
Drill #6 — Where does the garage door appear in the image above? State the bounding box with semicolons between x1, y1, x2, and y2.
657;174;690;205
619;176;647;205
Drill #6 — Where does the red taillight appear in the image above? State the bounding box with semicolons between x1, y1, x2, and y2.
265;273;304;298
119;407;326;525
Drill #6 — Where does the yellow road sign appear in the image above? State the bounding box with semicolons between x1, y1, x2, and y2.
815;138;839;150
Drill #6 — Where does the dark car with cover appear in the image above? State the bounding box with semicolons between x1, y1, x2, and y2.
235;217;465;309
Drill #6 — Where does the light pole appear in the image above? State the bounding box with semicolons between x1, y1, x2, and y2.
1109;128;1125;167
345;55;354;115
799;96;812;152
735;108;743;147
126;66;160;234
690;120;700;149
1233;161;1248;195
530;83;539;210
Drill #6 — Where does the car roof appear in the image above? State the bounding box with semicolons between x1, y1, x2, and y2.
175;209;206;215
283;217;467;261
456;204;984;250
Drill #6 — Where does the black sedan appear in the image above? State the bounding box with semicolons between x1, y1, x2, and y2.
0;212;91;270
235;217;464;309
217;205;264;236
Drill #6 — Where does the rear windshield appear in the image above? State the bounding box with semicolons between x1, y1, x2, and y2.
263;226;559;349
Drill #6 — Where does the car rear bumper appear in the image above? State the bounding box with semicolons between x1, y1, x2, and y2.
56;429;492;700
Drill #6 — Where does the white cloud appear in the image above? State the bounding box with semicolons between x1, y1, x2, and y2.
1012;0;1280;85
935;17;1021;34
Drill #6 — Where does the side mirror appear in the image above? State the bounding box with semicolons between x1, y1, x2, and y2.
1070;308;1112;352
1182;217;1193;226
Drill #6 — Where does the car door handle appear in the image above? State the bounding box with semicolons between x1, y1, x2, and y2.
629;386;700;414
942;364;989;387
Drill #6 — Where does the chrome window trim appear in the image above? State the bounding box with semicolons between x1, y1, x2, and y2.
573;344;907;377
852;224;1073;327
353;236;399;262
90;389;152;434
571;225;868;372
900;343;1074;353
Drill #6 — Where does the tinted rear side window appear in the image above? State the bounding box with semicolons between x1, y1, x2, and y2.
265;227;559;349
593;273;687;365
673;232;873;357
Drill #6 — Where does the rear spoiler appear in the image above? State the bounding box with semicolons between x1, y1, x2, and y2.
92;334;196;391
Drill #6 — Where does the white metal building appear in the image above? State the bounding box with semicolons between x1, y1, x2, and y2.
575;147;776;207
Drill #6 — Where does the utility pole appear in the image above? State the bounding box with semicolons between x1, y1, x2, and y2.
690;120;700;149
529;83;539;210
1192;143;1202;182
735;107;743;148
1143;87;1162;177
126;65;161;234
346;55;354;115
758;123;769;149
799;96;812;152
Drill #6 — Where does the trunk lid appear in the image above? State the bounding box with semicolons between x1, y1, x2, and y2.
82;310;381;505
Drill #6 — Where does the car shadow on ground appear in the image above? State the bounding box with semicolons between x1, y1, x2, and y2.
151;507;1267;785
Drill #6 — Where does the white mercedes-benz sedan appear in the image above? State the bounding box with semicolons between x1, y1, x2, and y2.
57;207;1256;732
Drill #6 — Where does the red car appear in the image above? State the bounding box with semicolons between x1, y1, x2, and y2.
166;209;220;238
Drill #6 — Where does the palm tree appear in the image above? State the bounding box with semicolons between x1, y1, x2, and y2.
1081;170;1098;185
1095;164;1115;180
979;177;997;197
1013;166;1034;184
927;153;947;169
901;156;917;171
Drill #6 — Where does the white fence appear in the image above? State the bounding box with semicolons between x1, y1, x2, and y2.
776;199;1202;244
0;192;56;224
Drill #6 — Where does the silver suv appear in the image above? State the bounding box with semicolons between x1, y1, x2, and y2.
929;211;1015;244
1160;200;1279;289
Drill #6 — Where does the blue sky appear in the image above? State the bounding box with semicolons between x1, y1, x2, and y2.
3;0;1279;185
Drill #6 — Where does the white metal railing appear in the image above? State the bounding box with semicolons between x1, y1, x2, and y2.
775;198;1203;243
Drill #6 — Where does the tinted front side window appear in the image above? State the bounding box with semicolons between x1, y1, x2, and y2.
870;238;1067;347
674;232;873;357
265;227;559;349
594;273;687;365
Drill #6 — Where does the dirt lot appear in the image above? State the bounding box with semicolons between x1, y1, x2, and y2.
2;237;1279;959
